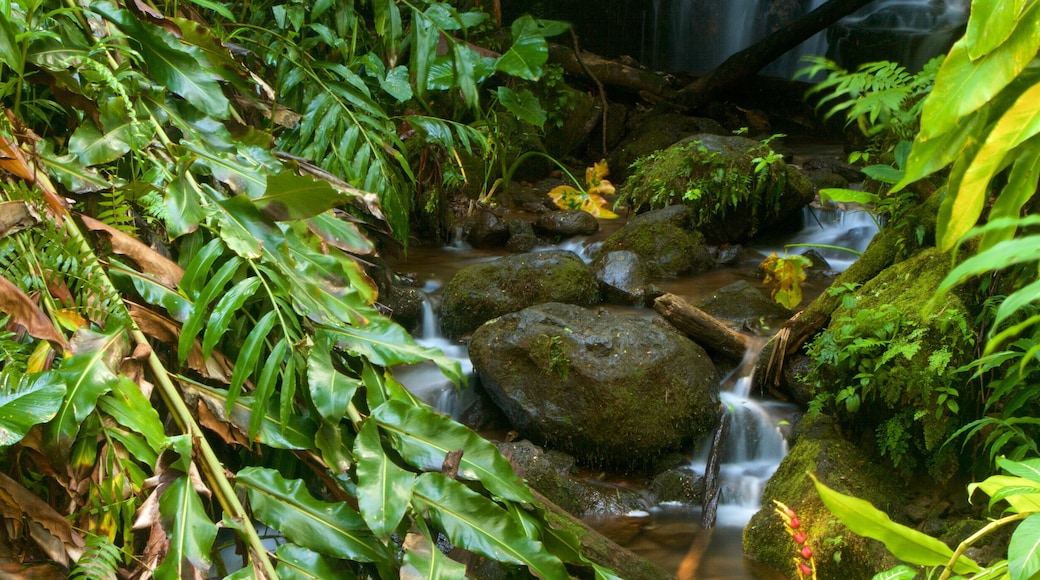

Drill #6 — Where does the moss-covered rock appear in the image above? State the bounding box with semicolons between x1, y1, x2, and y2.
805;247;976;481
440;250;599;339
607;109;728;181
618;133;815;243
594;206;715;277
743;414;905;579
470;303;719;471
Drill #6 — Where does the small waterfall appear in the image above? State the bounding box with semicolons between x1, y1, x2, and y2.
694;339;795;528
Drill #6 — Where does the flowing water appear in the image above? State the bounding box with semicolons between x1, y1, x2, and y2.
645;0;969;78
392;200;879;577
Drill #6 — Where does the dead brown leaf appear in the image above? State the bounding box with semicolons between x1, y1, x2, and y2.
127;303;232;382
0;472;84;566
0;274;67;352
80;215;184;288
0;200;40;238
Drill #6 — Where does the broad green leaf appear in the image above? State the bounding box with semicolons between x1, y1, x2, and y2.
894;108;985;192
373;400;533;505
285;246;375;324
942;80;1040;250
999;457;1040;484
236;467;392;562
971;476;1040;513
1010;513;1040;580
109;260;192;321
306;212;375;256
965;0;1031;60
938;236;1040;294
496;17;551;81
811;473;981;574
323;315;463;384
154;475;217;580
306;333;360;422
69;123;131;166
98;376;167;455
178;238;227;299
214;195;277;260
37;150;113;194
166;172;204;238
93;3;231;118
981;137;1040;249
0;11;24;76
315;421;354;474
413;472;568;578
275;544;356;580
201;275;261;358
819;188;881;206
381;65;413;102
401;527;468;580
47;329;127;458
187;142;269;199
355;419;415;538
254;171;344;221
920;3;1040;142
861;164;904;184
872;565;920;580
0;373;65;447
451;42;480;108
497;87;546;128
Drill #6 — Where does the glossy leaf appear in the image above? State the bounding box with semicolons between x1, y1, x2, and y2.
373;400;534;505
227;309;278;410
236;467;392;563
970;476;1040;513
97;376;167;455
188;383;316;450
355;419;414;538
811;473;981;574
1009;513;1040;580
250;337;287;439
0;373;66;447
981;137;1040;250
254;171;344;221
413;472;568;578
322;315;463;384
305;213;375;256
306;333;360;422
938;236;1040;295
69;123;131;166
498;87;546;128
178;255;243;364
275;544;356;580
166;172;205;238
965;0;1025;59
999;457;1040;484
495;15;564;81
401;527;468;580
155;475;217;579
872;565;920;580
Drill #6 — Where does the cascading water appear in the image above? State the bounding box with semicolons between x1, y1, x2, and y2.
647;0;968;78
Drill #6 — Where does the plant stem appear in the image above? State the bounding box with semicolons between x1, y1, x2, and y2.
937;511;1028;580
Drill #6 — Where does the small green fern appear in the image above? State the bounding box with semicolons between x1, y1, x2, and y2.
69;534;121;580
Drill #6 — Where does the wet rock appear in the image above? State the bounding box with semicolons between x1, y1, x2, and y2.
595;206;715;277
744;414;905;579
714;244;743;266
462;209;509;248
497;440;648;516
505;218;537;253
619;133;816;243
802;156;863;183
380;284;424;333
440;250;599;339
804;169;848;191
593;250;648;306
608;109;728;181
648;467;704;504
781;354;816;408
695;280;792;326
470;302;719;471
534;209;600;237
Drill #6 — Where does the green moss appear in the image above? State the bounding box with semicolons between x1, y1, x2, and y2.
597;221;711;276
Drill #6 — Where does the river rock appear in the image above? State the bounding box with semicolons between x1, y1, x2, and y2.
594;205;715;276
743;413;904;579
505;218;537;253
608;109;728;181
462;208;509;248
440;250;599;339
618;133;816;243
534;209;600;237
695;280;792;326
470;302;719;471
593;250;648;306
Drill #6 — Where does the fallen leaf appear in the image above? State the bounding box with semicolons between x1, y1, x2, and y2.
0;274;67;352
0;472;84;564
0;200;40;237
80;214;184;288
127;303;232;382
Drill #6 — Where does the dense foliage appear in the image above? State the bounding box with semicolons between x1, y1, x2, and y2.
0;0;619;578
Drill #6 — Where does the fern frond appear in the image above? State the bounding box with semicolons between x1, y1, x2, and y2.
69;534;121;580
93;188;138;235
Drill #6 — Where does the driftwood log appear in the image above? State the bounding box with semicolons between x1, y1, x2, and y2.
676;0;876;109
549;43;675;99
654;293;752;361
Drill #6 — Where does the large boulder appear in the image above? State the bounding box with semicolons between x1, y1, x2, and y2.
470;302;719;471
593;205;715;277
618;133;815;243
743;414;904;579
440;250;599;339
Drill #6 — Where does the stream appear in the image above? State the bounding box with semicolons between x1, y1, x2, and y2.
392;197;878;577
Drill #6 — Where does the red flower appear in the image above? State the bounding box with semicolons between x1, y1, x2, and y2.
792;530;808;545
800;544;814;560
798;562;813;577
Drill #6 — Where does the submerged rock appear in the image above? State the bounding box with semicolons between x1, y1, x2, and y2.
440;250;599;339
470;302;719;471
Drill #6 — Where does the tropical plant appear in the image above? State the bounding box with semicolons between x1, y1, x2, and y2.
760;252;812;310
811;456;1040;580
0;1;619;577
547;159;619;218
